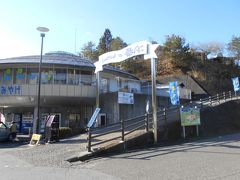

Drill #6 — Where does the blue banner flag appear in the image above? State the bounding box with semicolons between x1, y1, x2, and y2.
169;81;180;105
232;77;240;92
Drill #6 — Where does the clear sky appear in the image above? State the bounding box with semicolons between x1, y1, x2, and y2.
0;0;239;58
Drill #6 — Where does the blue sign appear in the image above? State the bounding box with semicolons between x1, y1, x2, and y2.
169;81;180;105
232;77;240;92
0;85;21;95
87;108;101;128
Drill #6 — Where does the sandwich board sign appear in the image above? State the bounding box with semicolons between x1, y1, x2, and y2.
29;133;41;146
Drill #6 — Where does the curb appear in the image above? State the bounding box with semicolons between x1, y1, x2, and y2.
66;151;94;162
66;131;153;162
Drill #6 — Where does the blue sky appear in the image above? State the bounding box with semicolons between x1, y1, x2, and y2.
0;0;239;58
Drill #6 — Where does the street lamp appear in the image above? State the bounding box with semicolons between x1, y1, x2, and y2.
35;27;49;134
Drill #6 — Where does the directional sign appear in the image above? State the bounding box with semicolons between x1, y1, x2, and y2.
87;108;101;128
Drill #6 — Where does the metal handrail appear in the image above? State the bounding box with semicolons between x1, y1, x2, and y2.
92;128;121;139
124;114;146;123
87;113;148;152
124;119;145;129
124;124;145;136
91;122;121;131
88;90;240;152
91;135;122;147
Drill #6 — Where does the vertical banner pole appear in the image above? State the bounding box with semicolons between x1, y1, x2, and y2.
183;126;186;139
151;57;158;144
196;125;199;136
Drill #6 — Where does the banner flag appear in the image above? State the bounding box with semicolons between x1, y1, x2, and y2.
169;81;180;105
232;77;240;92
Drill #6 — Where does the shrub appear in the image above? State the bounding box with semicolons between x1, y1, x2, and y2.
71;127;87;135
59;127;72;139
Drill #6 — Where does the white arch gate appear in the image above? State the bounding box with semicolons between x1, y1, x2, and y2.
94;41;160;143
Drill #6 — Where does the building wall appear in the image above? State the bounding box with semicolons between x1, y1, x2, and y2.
100;72;141;93
100;92;170;125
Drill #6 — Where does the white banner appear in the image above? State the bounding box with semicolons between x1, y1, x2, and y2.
94;41;159;73
99;41;148;66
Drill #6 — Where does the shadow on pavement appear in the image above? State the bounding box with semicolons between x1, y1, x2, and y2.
104;133;240;161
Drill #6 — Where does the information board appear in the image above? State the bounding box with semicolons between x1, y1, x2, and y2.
180;107;200;126
118;92;134;104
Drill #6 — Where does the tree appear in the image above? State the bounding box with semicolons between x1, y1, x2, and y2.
228;36;240;58
162;34;192;70
109;37;129;69
110;37;127;51
97;28;113;55
80;41;98;61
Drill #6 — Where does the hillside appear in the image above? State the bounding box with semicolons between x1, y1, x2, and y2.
188;60;240;95
128;58;240;95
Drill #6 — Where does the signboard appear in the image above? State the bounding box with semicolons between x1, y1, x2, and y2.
22;113;33;134
118;92;134;104
180;107;200;126
46;115;55;127
87;108;101;128
0;85;21;95
29;133;41;146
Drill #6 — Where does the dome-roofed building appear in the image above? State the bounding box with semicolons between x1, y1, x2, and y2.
0;51;141;134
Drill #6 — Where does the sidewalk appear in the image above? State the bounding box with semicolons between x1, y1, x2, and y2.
10;130;151;166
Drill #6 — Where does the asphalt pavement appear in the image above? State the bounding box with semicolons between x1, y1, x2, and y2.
2;132;240;179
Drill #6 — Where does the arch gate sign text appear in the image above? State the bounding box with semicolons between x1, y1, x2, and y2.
94;41;160;144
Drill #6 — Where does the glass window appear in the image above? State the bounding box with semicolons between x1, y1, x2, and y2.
41;68;53;84
100;78;109;93
69;114;81;128
68;69;74;85
0;69;3;84
14;68;26;84
68;69;80;85
54;69;66;84
3;68;12;84
80;71;93;86
27;68;38;84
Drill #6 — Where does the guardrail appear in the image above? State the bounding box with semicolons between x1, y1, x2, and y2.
87;113;148;152
87;90;240;152
199;91;239;108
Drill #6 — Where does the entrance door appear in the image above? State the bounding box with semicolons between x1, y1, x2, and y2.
98;113;106;126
